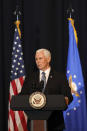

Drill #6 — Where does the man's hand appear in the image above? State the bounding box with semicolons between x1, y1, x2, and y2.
65;96;69;105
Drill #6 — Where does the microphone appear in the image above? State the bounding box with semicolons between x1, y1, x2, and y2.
39;80;46;93
32;81;44;92
39;80;44;92
32;82;37;92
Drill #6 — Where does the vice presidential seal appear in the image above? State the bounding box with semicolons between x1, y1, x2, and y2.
29;92;46;109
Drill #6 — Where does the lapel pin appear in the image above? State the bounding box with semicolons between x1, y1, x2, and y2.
50;75;52;78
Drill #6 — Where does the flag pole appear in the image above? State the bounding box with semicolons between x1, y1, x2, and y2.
67;7;74;18
14;6;21;38
14;5;21;21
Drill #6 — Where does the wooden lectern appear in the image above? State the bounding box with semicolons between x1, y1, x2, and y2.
11;95;67;131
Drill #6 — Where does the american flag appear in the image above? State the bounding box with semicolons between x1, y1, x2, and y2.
8;20;28;131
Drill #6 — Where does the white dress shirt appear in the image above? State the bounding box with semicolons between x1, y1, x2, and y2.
39;67;51;83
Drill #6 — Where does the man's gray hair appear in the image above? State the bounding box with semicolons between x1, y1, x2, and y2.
36;48;51;59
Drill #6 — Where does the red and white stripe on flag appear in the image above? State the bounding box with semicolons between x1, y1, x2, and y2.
8;76;28;131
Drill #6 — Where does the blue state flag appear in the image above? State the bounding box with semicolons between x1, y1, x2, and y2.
63;18;87;131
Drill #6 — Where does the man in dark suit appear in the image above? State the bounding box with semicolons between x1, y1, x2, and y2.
20;48;73;131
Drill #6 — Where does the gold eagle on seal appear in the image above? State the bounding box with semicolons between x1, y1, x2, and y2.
69;75;80;97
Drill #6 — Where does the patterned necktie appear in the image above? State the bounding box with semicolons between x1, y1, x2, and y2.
41;72;46;92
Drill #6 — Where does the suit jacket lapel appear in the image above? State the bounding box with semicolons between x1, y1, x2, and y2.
45;69;54;92
35;71;39;83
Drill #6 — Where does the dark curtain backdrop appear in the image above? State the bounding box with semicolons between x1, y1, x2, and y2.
0;0;87;130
